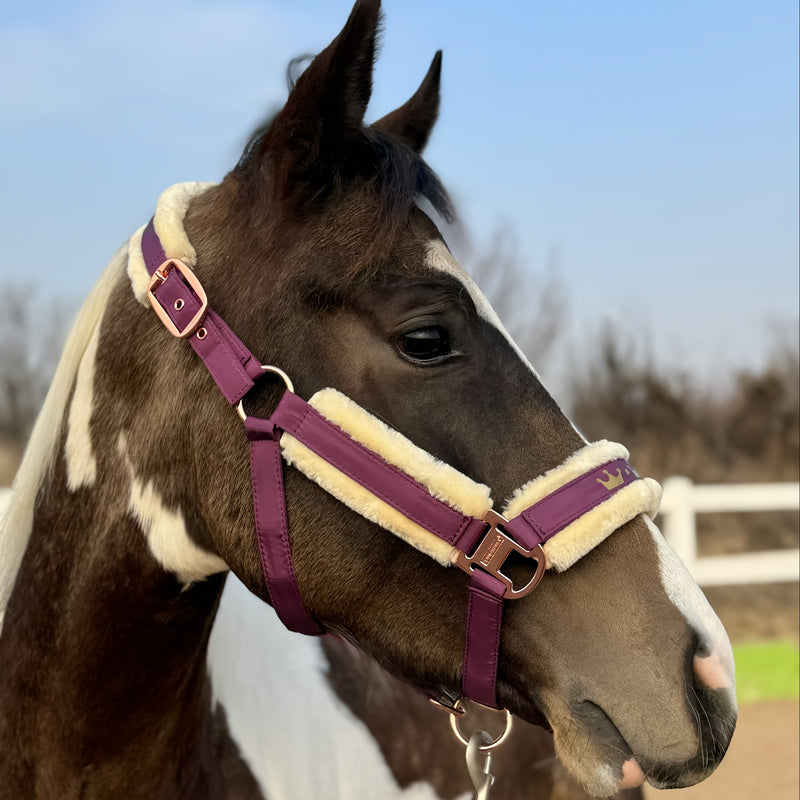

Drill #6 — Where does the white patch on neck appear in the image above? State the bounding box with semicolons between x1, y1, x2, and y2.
644;516;737;702
0;246;126;634
64;323;101;490
118;433;228;585
208;576;464;800
2;181;213;633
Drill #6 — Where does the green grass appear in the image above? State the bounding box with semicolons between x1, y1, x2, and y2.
733;641;799;704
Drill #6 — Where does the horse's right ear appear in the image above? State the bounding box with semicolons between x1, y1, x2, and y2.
255;0;382;189
373;51;442;154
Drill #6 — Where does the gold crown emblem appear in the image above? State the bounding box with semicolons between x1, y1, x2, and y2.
596;468;624;491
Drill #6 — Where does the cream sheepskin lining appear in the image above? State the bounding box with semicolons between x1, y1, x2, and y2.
281;389;493;566
281;395;661;573
305;390;492;517
502;441;662;571
536;481;661;571
503;440;630;517
127;181;215;305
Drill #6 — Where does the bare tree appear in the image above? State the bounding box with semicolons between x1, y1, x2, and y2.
0;284;72;447
453;224;567;369
568;317;800;484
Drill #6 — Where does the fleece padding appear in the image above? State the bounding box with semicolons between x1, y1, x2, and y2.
128;182;215;305
502;441;662;571
281;394;661;574
281;389;493;566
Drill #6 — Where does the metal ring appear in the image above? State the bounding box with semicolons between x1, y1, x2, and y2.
449;699;513;752
236;365;294;422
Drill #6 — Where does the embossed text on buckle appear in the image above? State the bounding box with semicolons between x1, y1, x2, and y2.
147;259;209;338
454;510;545;599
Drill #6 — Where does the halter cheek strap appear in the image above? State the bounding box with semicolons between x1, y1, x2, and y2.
141;217;662;708
142;222;322;635
244;414;324;636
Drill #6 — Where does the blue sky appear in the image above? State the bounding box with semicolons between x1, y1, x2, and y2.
1;0;797;387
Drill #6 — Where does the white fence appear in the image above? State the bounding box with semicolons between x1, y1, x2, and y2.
661;477;799;587
1;481;798;587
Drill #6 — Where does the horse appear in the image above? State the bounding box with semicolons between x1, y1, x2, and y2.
0;1;736;798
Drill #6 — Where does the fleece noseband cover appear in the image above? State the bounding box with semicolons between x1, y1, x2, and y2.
281;388;662;572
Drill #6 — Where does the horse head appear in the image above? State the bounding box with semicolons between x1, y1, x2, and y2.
1;1;736;796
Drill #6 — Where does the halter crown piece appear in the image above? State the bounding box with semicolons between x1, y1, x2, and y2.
137;185;662;709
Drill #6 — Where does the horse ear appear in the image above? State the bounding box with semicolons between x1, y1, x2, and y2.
257;0;382;182
372;51;442;154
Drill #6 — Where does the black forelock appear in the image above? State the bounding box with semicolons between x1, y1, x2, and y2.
233;113;453;250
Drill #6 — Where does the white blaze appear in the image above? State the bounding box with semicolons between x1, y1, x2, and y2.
644;516;737;698
425;239;538;374
424;238;588;444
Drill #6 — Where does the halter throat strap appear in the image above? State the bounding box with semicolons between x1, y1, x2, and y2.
141;217;658;708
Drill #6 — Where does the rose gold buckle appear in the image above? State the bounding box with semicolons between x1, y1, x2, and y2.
454;510;545;599
147;259;209;338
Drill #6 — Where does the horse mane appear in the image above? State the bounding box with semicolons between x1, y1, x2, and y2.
0;245;128;630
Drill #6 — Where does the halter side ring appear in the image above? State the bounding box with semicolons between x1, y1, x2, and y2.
449;699;513;752
236;365;294;422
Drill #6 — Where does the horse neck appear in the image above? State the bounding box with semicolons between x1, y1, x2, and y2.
0;424;227;797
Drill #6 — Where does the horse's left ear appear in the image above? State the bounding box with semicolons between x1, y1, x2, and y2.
253;0;382;187
372;51;442;153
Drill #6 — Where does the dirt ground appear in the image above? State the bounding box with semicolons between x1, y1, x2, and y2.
644;698;799;800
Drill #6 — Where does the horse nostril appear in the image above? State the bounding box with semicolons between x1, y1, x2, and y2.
693;648;734;691
685;641;738;778
621;758;646;790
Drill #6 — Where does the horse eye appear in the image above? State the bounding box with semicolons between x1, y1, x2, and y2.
398;326;451;362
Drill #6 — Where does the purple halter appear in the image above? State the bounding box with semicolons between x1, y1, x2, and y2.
141;219;642;708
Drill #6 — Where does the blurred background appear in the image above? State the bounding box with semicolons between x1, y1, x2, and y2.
1;2;797;798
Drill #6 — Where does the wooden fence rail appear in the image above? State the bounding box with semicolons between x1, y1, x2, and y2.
661;477;799;587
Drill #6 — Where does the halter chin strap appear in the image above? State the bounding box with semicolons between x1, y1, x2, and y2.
141;217;662;708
